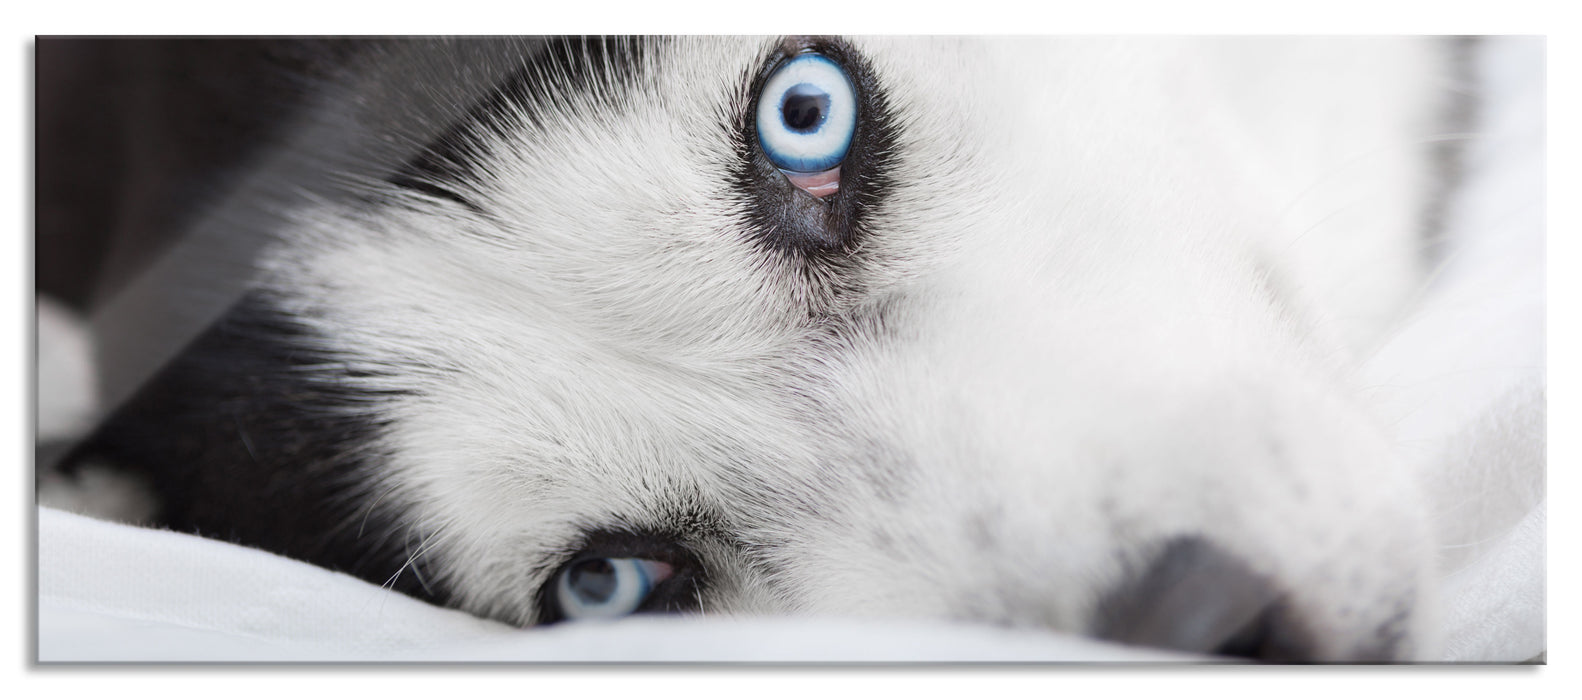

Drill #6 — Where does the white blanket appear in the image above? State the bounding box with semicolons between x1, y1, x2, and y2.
34;37;1545;663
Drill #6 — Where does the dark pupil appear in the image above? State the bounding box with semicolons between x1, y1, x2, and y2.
781;83;830;133
568;559;618;603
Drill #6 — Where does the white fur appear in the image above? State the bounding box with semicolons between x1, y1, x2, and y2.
254;37;1451;658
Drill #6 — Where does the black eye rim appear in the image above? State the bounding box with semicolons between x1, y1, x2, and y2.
535;529;705;625
731;36;899;265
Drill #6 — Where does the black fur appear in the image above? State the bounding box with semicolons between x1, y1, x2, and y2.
388;37;653;214
59;292;443;603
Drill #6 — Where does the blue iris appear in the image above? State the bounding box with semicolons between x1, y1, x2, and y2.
555;557;665;620
755;53;857;173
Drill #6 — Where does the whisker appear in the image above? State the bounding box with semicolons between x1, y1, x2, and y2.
383;524;448;595
357;481;403;539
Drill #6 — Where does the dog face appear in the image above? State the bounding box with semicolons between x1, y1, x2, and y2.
65;37;1452;661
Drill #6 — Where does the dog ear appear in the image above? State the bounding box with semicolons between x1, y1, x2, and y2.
52;292;445;604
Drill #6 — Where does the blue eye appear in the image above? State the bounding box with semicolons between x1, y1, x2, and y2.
755;53;857;195
554;557;674;620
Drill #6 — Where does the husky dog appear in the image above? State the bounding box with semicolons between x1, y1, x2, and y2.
41;36;1468;661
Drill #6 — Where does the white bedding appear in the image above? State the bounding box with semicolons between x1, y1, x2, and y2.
33;37;1546;663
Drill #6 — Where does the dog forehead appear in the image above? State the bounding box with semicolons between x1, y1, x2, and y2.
421;37;1122;306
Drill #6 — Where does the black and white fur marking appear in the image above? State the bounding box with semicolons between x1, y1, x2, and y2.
45;36;1471;661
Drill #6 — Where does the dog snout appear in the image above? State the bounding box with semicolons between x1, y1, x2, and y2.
1091;536;1401;662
